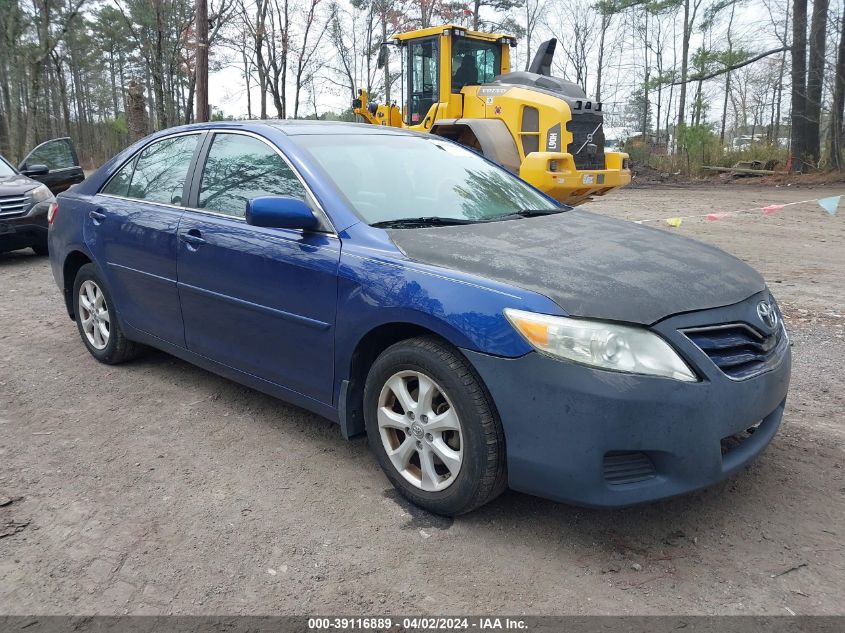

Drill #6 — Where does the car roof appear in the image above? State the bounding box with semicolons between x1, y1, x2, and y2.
159;119;417;137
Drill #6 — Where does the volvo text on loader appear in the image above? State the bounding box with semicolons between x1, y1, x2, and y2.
353;24;631;206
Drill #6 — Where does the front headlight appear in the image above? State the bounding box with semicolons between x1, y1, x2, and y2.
28;184;53;204
504;308;698;382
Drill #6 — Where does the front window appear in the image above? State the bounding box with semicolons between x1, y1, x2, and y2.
407;38;439;125
296;134;558;225
0;157;16;177
198;133;307;218
22;138;77;171
451;38;501;92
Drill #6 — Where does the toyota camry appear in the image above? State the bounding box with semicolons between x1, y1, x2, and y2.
48;121;791;515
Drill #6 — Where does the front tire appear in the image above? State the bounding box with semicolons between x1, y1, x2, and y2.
72;263;141;364
31;240;49;256
364;336;506;515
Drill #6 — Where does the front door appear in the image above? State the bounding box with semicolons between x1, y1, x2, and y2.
19;137;85;194
406;37;440;130
176;131;340;404
87;132;203;347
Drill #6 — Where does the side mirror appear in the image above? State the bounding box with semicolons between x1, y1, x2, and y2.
21;163;49;176
246;196;320;231
377;44;388;69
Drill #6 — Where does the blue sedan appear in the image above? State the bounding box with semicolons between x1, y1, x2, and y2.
48;121;791;515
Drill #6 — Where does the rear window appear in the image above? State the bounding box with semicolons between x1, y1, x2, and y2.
101;134;200;205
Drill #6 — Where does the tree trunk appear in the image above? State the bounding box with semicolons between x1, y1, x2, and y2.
127;79;147;142
382;17;390;103
790;0;808;171
595;12;609;103
805;0;828;164
242;43;252;119
676;0;691;150
52;54;72;136
828;8;845;169
196;0;209;122
152;1;168;129
109;47;119;117
720;2;736;144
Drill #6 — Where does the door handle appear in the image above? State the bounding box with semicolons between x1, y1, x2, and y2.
89;209;106;223
180;231;206;248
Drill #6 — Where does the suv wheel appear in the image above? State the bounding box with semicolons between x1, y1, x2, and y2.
364;336;506;515
72;263;141;364
31;240;49;256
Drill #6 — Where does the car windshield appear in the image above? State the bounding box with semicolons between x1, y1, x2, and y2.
0;156;16;177
294;134;561;225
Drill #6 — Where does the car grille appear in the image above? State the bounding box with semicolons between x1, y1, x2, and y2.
0;194;29;218
566;113;606;170
683;323;787;380
603;451;656;485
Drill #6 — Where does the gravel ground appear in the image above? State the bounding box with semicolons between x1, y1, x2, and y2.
1;183;843;616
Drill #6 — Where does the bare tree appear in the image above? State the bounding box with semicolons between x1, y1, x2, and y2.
805;0;829;163
676;0;706;145
828;6;845;167
791;0;809;170
523;0;548;71
292;0;325;118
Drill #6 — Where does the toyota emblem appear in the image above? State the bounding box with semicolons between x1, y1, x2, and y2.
756;300;778;329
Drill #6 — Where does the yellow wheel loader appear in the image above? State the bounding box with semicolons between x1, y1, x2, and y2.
353;24;631;206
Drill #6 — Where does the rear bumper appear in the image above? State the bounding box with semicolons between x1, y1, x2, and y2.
520;151;631;205
0;202;48;252
461;294;791;507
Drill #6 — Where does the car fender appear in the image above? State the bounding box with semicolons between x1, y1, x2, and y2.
334;246;565;376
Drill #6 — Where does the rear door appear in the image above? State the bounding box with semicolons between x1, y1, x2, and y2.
87;132;204;347
176;131;340;404
19;138;85;194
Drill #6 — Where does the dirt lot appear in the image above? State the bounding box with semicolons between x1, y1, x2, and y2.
1;184;843;616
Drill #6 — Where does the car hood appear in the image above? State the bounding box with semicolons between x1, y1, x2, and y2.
387;210;765;325
0;172;39;196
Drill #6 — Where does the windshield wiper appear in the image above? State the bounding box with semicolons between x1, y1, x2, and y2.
371;216;478;229
489;208;568;221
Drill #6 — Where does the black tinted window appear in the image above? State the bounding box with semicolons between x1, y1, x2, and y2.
408;39;438;124
101;157;136;197
24;138;77;170
452;39;501;91
198;133;306;218
127;135;199;205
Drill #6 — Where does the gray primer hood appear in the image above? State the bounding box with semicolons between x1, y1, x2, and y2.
387;210;765;325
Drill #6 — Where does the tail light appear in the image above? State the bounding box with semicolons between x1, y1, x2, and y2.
47;201;59;225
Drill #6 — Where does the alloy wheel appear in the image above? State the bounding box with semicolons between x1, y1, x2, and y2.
377;370;463;492
78;280;110;350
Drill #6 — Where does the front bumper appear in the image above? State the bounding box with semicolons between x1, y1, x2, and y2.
462;292;791;507
0;201;49;252
520;150;631;206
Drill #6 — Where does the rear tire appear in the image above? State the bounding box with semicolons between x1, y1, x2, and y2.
364;336;507;515
72;263;141;364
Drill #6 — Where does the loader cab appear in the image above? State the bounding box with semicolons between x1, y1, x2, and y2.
394;25;513;131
